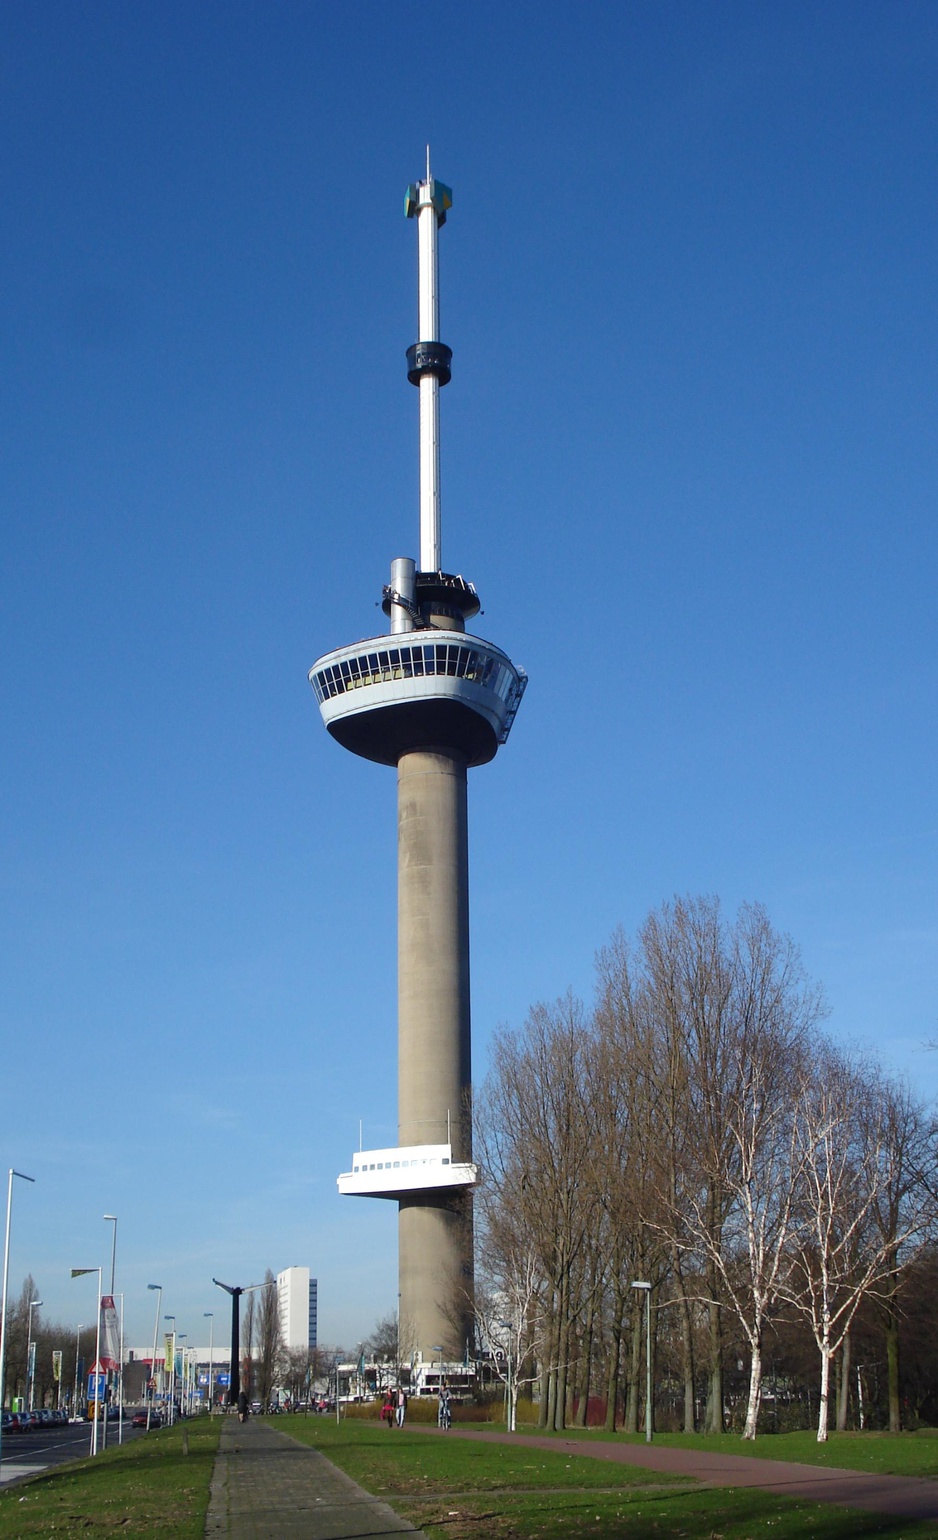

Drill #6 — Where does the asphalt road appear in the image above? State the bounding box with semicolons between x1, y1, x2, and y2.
0;1419;144;1486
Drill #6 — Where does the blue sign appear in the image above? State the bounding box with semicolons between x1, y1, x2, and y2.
87;1372;106;1401
216;1373;230;1387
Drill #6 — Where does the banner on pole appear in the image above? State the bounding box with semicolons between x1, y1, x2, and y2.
99;1294;120;1372
164;1333;174;1372
52;1348;62;1381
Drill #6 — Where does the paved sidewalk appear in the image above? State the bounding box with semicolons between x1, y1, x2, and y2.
440;1428;938;1522
205;1415;427;1539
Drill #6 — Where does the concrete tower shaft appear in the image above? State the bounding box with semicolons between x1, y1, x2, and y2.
397;748;471;1160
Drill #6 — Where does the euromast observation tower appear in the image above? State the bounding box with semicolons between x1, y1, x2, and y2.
309;157;526;1362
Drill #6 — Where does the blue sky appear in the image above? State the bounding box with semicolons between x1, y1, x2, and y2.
2;1;936;1351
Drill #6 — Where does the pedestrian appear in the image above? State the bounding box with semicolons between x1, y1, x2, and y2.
237;1389;249;1424
395;1385;406;1428
438;1384;451;1430
382;1391;394;1428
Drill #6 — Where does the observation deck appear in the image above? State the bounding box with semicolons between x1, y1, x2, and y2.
337;1142;478;1199
309;629;526;767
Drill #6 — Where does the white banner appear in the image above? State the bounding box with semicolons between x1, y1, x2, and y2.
99;1294;120;1372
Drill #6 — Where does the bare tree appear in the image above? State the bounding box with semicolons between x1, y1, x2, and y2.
478;993;599;1430
256;1269;283;1407
474;1244;545;1430
867;1069;937;1432
240;1290;257;1401
786;1048;928;1441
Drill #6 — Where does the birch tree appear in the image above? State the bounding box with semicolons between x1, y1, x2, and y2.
787;1049;924;1441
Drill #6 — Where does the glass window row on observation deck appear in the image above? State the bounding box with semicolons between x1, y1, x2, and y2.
352;1155;450;1173
311;642;516;704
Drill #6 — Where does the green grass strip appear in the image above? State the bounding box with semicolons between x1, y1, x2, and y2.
266;1415;935;1539
0;1416;221;1538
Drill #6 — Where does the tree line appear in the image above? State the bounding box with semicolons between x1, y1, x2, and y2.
1;1274;84;1410
475;895;937;1441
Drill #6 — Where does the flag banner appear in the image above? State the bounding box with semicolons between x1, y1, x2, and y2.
28;1342;36;1378
52;1349;62;1382
164;1333;174;1373
99;1294;120;1371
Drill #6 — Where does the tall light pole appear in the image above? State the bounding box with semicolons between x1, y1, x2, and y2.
212;1278;264;1406
498;1324;515;1433
26;1298;42;1411
71;1266;103;1456
164;1316;176;1426
100;1216;117;1451
0;1167;35;1477
632;1281;653;1444
146;1285;161;1431
73;1324;84;1422
116;1293;124;1444
204;1312;214;1414
177;1336;187;1417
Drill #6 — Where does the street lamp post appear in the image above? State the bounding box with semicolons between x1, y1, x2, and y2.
71;1266;103;1457
204;1312;214;1414
164;1316;176;1426
101;1216;118;1451
116;1293;124;1443
146;1286;162;1430
631;1281;653;1444
0;1167;35;1478
498;1325;514;1432
212;1278;264;1406
177;1336;188;1417
73;1325;84;1422
26;1298;43;1411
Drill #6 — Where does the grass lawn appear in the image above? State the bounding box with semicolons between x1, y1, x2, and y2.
0;1416;221;1538
267;1414;935;1539
520;1425;938;1480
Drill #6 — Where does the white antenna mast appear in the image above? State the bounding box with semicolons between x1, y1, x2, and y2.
405;149;452;573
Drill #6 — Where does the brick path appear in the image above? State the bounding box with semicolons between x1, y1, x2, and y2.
204;1416;426;1539
439;1428;938;1522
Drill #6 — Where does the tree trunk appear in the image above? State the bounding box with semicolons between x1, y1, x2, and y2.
704;1189;724;1434
885;1315;901;1435
836;1330;850;1433
671;1249;696;1434
884;1261;901;1434
817;1340;831;1442
604;1294;625;1433
624;1306;641;1433
553;1288;570;1432
539;1304;557;1430
573;1308;593;1428
742;1336;762;1440
704;1291;724;1434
